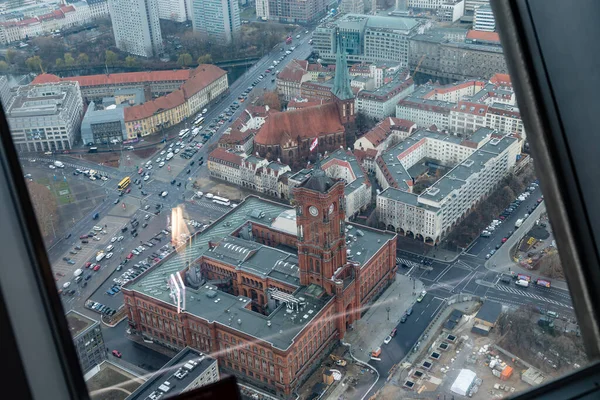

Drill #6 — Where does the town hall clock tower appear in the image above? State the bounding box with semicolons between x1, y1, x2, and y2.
293;166;347;294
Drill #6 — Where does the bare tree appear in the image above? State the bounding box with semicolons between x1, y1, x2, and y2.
537;252;564;279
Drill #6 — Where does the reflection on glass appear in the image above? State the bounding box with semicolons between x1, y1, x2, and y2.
0;1;588;399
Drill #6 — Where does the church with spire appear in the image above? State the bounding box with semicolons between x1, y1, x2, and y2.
253;32;356;166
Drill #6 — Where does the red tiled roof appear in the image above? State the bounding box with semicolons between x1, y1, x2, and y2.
32;73;62;84
218;128;254;145
255;103;344;146
466;30;500;43
361;117;416;147
208;148;243;166
353;148;378;161
124;89;185;122
17;18;39;26
453;101;489;116
287;98;330;109
428;80;485;96
277;60;308;83
31;69;193;87
490;73;511;86
60;5;76;13
181;64;227;98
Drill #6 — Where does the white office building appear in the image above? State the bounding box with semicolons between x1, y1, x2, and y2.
109;0;163;57
473;5;495;31
191;0;240;43
88;0;110;19
5;82;84;152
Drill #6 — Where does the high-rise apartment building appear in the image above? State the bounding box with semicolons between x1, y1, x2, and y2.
258;0;329;24
473;5;495;31
108;0;163;58
191;0;240;43
156;0;190;22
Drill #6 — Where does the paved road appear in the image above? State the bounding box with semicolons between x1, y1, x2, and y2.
20;27;320;378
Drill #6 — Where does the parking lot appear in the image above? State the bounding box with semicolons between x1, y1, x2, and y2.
85;207;173;312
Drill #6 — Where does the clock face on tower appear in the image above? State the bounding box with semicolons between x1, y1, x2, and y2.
309;206;319;217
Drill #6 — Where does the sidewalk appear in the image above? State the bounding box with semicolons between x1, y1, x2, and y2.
344;275;424;363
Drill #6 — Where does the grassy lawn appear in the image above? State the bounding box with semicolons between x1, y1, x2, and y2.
42;179;74;205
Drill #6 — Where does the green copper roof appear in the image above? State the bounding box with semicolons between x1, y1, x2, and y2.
332;31;354;101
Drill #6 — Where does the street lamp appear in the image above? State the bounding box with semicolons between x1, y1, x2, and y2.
386;306;390;321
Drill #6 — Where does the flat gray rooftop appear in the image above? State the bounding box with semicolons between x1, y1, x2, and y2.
127;195;395;350
126;347;216;400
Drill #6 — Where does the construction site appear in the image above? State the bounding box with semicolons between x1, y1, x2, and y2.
376;297;586;400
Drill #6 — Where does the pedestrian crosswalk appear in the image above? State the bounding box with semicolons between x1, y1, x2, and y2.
396;257;420;270
494;284;573;309
188;200;231;213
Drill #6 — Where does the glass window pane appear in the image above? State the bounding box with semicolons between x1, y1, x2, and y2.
0;1;592;399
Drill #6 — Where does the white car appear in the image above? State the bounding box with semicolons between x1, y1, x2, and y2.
383;335;392;345
202;108;208;114
117;236;124;241
160;150;166;155
146;165;152;170
63;281;71;289
111;237;117;243
105;252;113;259
144;205;150;210
93;236;101;241
106;244;114;251
49;165;56;169
132;249;140;255
161;191;168;197
101;176;108;181
144;175;150;181
155;158;161;163
174;148;180;154
159;162;165;168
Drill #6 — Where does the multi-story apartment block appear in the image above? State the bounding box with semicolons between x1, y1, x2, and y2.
66;311;106;374
313;14;419;66
255;0;270;20
109;0;163;57
0;2;93;44
208;148;292;198
409;28;507;81
5;81;84;152
375;128;521;244
191;0;240;43
439;0;465;23
397;76;525;139
127;348;219;400
32;69;192;102
408;0;445;9
464;0;489;12
340;0;365;14
259;0;329;24
88;0;110;20
157;0;189;22
355;71;414;119
354;117;417;154
474;5;495;31
276;59;309;101
32;65;229;139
